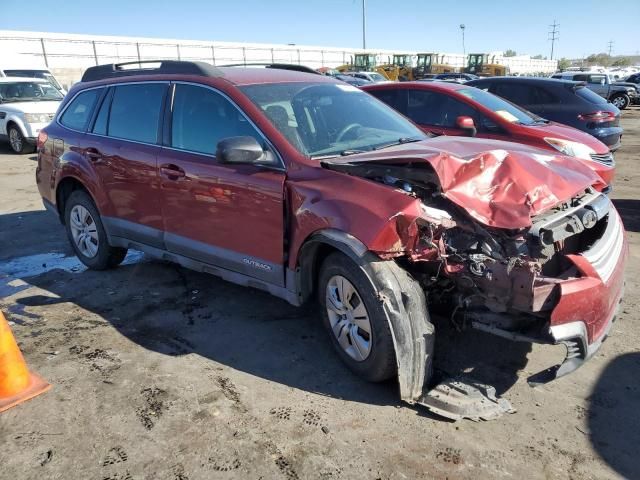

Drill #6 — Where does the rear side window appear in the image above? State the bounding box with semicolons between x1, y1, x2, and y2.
171;84;260;155
493;83;532;105
531;87;559;105
59;89;101;131
575;86;608;105
108;83;166;143
587;74;606;85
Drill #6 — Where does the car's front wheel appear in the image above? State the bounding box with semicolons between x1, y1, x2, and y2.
318;252;397;382
610;93;630;110
8;125;35;154
64;190;127;270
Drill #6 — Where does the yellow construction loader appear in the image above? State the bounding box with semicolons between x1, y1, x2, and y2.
465;53;509;77
413;53;457;78
381;54;414;81
336;54;399;80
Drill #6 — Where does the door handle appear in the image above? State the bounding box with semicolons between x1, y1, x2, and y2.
160;164;186;179
85;147;102;162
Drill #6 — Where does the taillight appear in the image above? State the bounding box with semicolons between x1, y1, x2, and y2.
577;111;616;123
37;130;48;150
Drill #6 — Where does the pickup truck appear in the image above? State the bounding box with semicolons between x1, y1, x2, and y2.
552;71;637;109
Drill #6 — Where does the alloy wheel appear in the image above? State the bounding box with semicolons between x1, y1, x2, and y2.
9;128;23;153
69;205;99;258
325;275;372;362
612;96;626;108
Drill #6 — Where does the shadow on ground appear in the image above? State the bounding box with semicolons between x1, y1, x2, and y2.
612;199;640;233
588;352;640;479
2;210;531;413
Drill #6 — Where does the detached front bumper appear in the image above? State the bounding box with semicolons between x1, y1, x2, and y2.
529;209;627;385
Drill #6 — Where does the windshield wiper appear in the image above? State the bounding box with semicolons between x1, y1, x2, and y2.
373;137;421;151
341;149;367;156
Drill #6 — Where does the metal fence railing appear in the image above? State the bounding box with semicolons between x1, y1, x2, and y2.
0;35;381;70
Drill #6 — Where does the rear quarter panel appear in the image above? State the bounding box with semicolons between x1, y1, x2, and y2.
37;122;109;215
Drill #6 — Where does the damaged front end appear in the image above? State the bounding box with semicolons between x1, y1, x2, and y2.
322;149;627;420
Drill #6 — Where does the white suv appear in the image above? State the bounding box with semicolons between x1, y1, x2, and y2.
0;77;63;154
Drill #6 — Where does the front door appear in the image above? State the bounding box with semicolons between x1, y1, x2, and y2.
158;83;286;286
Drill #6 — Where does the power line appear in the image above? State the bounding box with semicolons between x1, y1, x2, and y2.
607;40;614;56
548;20;559;60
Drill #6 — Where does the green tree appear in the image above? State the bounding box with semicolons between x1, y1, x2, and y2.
586;53;612;67
612;57;631;67
532;54;544;59
504;49;517;57
558;58;571;70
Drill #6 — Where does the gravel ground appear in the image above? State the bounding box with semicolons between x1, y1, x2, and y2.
0;108;639;480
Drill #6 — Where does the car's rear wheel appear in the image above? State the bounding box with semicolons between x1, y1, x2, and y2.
8;125;35;154
610;93;630;110
318;252;396;382
64;190;127;270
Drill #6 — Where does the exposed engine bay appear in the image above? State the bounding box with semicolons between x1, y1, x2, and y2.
323;159;610;335
322;157;618;420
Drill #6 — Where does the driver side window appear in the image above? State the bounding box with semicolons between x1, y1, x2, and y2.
406;90;476;127
171;84;261;156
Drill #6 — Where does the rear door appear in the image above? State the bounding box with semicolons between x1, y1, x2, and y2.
158;82;286;286
84;82;167;247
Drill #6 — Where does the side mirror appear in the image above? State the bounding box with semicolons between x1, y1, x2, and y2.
456;116;477;137
216;136;271;165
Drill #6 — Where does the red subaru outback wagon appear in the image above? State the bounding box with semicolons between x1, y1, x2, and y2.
36;61;626;419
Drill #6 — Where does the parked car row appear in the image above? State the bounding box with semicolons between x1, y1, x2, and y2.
0;77;64;153
363;79;616;187
33;60;627;418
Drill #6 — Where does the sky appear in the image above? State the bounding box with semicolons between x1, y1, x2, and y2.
1;0;638;59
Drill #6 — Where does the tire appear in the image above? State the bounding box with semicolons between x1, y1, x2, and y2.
318;252;397;382
64;190;127;270
8;125;35;154
610;93;630;110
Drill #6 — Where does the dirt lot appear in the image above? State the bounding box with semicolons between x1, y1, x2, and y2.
1;108;639;480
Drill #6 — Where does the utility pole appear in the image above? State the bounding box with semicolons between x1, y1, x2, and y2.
548;20;559;60
460;24;466;57
607;40;614;57
362;0;367;50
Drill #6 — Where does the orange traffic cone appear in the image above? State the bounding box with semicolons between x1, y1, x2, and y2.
0;311;51;412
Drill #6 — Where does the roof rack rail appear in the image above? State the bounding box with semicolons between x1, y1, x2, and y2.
220;63;320;75
81;60;223;82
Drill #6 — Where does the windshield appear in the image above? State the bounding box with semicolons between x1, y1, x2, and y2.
457;87;543;125
4;69;63;91
241;82;426;158
0;81;63;103
369;73;386;82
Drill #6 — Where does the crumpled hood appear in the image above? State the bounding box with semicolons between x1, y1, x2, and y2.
324;137;605;229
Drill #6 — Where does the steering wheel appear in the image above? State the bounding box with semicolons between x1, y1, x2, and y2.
336;123;362;143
